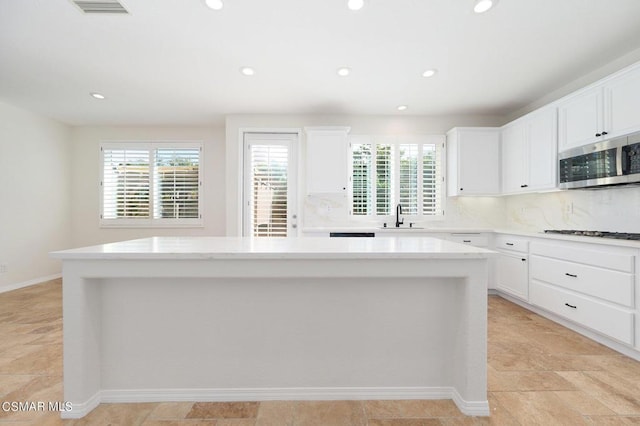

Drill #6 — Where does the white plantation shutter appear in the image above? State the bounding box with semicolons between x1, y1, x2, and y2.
249;144;289;237
375;144;393;215
100;143;202;226
422;143;443;216
351;143;372;215
102;149;150;219
153;148;200;219
399;144;419;215
349;136;444;218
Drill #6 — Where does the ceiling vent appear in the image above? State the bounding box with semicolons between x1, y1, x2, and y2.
72;0;128;14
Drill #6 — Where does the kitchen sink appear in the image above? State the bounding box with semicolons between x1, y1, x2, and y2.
377;226;425;230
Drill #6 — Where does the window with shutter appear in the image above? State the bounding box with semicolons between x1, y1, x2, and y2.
350;136;444;219
100;142;203;227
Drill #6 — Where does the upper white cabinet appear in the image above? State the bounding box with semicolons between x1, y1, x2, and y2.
502;107;557;194
501;122;527;193
605;66;640;138
447;127;501;196
558;64;640;151
304;126;350;194
557;86;603;151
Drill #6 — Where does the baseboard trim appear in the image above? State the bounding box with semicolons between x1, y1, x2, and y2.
67;386;489;418
0;273;61;294
451;388;491;416
60;392;101;419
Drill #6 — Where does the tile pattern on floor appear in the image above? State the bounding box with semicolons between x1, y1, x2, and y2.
1;280;640;424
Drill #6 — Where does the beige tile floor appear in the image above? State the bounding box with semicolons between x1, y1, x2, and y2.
1;279;640;425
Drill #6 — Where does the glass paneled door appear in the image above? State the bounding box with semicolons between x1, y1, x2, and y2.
243;133;298;237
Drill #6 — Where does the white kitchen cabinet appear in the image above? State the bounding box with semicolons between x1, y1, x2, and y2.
530;280;634;345
557;86;603;151
529;240;636;346
604;66;640;138
304;127;350;194
558;64;640;151
494;235;529;300
502;108;557;194
496;252;529;301
501;122;527;193
446;127;501;196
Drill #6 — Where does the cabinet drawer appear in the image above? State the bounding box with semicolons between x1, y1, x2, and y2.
531;242;634;273
494;235;529;253
449;233;488;247
530;256;634;308
530;281;634;345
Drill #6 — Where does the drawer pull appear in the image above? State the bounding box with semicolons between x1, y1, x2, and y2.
463;240;471;243
565;273;578;278
521;258;526;262
505;243;514;246
565;303;577;309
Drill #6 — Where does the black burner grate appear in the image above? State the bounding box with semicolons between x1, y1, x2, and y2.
544;230;640;240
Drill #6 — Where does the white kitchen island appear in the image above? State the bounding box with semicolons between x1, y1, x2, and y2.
51;236;492;419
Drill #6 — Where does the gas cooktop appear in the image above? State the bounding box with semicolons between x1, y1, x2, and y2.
544;230;640;240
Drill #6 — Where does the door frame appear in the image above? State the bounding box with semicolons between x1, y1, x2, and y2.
240;129;301;237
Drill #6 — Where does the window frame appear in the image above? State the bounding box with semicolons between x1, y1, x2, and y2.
99;141;204;228
348;134;445;221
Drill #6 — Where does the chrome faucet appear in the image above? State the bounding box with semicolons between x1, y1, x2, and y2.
395;203;404;228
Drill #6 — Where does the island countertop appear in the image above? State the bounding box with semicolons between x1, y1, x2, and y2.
51;236;494;260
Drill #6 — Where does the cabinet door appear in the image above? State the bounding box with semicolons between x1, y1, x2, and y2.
501;123;526;193
305;128;349;194
457;130;500;195
605;67;640;138
527;108;557;190
557;87;604;151
495;252;528;301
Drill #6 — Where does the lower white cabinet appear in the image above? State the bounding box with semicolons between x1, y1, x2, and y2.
495;251;528;301
529;240;636;347
530;280;634;345
493;234;529;299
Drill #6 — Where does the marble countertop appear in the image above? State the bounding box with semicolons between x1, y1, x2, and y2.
492;229;640;248
302;227;494;234
51;236;494;260
302;226;640;248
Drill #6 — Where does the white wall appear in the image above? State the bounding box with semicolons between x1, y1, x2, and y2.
71;126;226;247
225;114;507;235
0;102;72;291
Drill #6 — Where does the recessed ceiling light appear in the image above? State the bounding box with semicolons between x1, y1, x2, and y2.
337;67;351;77
347;0;364;11
90;92;106;100
422;69;437;78
397;105;408;111
240;67;255;76
205;0;223;10
474;0;496;14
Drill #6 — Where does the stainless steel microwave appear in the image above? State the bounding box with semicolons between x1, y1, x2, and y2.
559;131;640;189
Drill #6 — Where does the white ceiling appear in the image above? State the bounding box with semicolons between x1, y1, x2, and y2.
2;0;640;126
